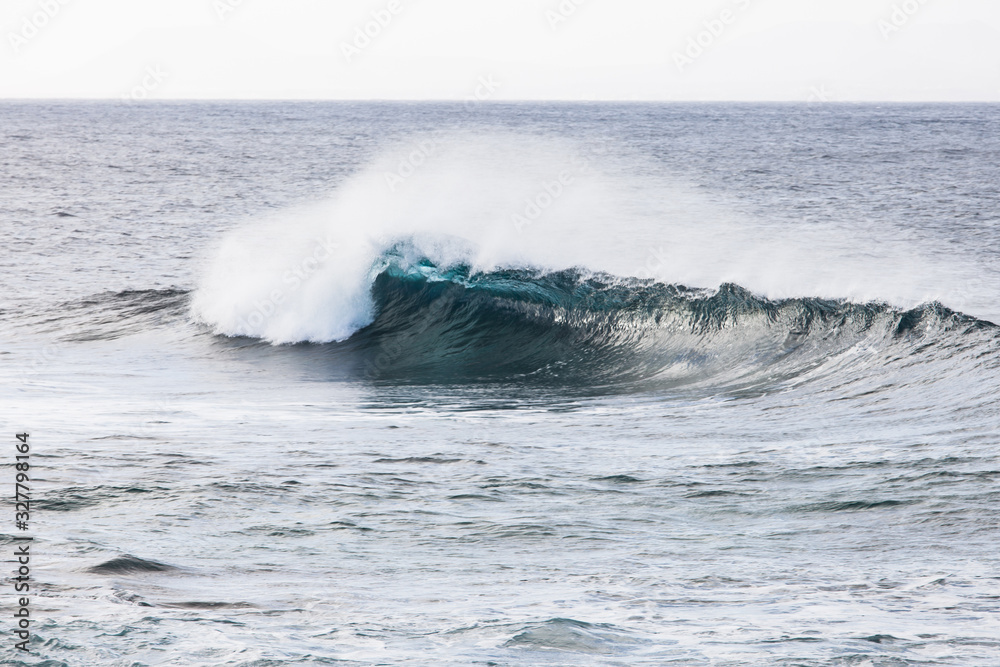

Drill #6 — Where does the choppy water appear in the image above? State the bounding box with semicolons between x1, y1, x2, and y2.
2;102;999;666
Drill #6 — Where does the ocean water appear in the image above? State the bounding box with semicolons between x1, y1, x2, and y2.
2;101;999;666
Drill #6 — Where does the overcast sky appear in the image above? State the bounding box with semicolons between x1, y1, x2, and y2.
1;0;998;101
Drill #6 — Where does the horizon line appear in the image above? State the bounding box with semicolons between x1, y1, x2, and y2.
2;97;999;104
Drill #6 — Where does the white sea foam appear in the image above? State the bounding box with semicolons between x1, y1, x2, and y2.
192;133;997;344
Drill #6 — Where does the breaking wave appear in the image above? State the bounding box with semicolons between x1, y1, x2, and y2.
190;242;999;388
185;135;999;388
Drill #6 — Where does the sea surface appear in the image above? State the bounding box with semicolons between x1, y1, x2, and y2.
1;101;999;666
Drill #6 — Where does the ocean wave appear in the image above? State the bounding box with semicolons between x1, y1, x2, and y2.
24;245;998;390
185;237;999;388
330;252;997;386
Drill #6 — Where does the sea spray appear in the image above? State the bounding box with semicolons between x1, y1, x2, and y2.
192;133;995;345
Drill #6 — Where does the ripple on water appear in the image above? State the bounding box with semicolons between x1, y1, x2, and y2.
87;555;179;575
502;618;653;656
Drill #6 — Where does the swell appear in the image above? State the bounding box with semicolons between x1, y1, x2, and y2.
2;288;190;342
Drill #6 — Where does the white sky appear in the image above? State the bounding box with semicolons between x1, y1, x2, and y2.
1;0;998;101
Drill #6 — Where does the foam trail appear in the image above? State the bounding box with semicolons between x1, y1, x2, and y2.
191;133;997;344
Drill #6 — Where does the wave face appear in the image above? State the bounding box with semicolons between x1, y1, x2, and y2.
335;252;997;386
